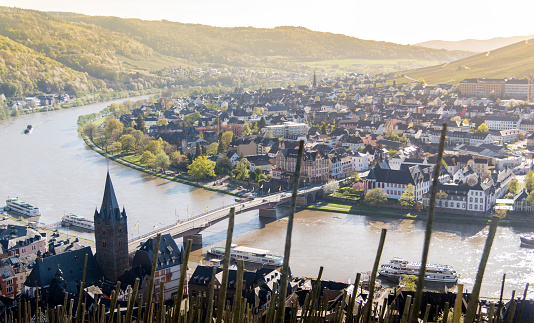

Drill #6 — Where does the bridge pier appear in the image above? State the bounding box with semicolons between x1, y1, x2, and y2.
296;196;308;207
183;234;203;247
259;208;277;219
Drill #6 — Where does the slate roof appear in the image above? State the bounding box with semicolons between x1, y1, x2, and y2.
0;225;43;251
25;247;103;288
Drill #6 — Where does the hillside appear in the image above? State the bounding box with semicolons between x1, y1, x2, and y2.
395;38;534;85
51;12;472;65
0;34;98;97
416;35;534;53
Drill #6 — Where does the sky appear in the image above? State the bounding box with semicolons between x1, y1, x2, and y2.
1;0;533;45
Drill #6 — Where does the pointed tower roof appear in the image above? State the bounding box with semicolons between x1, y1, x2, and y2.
95;172;125;220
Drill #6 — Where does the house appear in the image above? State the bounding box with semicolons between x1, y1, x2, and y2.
245;155;273;174
123;234;184;302
364;161;438;201
484;116;521;131
274;149;330;183
0;224;47;258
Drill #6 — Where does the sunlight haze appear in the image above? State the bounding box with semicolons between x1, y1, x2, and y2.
1;0;533;45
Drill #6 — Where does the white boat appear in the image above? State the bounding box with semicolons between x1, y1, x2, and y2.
520;233;534;246
207;244;284;266
61;213;95;231
5;197;41;217
378;257;458;284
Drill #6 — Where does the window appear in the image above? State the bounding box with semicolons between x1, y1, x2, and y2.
475;205;478;210
102;242;107;247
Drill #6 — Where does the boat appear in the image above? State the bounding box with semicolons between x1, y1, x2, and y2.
24;125;33;134
61;213;95;231
520;233;534;247
5;197;41;217
378;257;458;284
207;244;284;266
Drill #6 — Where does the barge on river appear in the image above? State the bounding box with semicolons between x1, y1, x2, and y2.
378;257;458;284
61;213;95;231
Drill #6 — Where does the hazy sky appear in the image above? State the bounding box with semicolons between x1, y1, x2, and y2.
1;0;533;45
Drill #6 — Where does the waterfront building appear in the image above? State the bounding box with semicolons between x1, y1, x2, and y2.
0;224;46;258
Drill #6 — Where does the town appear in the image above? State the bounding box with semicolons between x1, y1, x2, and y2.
1;73;534;321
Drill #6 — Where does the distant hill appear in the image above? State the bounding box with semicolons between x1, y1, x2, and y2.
416;35;534;53
396;38;534;85
51;12;472;65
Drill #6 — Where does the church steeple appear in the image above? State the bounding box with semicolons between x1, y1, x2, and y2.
96;172;124;220
94;172;129;282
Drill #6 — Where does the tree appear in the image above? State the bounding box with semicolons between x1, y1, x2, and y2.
323;181;339;195
243;123;252;136
157;118;169;127
388;149;397;157
400;275;417;292
399;184;415;207
252;122;259;135
249;168;266;183
259;117;266;130
476;123;489;133
83;123;98;142
215;156;233;175
188;156;216;180
219;131;233;153
144;139;164;155
527;190;534;206
108;142;122;155
185;112;201;125
436;190;448;200
233;158;250;180
195;142;202;157
119;134;136;152
493;205;507;218
104;119;124;141
364;188;387;206
508;179;520;195
155;152;170;171
135;114;146;132
170;151;182;167
526;171;534;192
140;151;156;167
207;143;219;156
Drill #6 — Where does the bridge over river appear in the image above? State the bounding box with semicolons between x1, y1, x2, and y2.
128;183;329;251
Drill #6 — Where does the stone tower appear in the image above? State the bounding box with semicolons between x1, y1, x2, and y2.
94;172;129;282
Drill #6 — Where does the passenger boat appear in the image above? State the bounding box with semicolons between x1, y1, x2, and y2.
378;257;458;284
520;233;534;247
61;213;95;231
5;197;41;217
207;244;284;266
24;125;33;134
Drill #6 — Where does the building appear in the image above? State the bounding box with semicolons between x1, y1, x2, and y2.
0;225;47;258
484;116;521;131
262;122;309;138
458;79;505;97
94;172;129;282
504;79;534;100
273;149;329;183
126;234;184;302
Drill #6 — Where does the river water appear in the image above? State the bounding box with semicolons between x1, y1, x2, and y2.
0;97;532;298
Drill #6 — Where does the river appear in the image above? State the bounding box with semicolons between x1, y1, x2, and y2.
0;97;532;298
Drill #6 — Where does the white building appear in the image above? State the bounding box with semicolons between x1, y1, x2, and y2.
262;122;309;138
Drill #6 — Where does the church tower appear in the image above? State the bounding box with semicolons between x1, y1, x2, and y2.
94;172;129;282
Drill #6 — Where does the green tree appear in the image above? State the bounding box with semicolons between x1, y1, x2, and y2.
249;168;266;183
155;152;170;171
233;158;250;180
527;190;534;206
195;142;202;157
388;149;397;157
436;190;448;200
144;139;164;155
170;151;182;168
364;188;387;206
104;119;124;141
252;122;259;134
493;205;508;218
508;179;520;195
215;156;233;175
188;156;216;180
207;143;219;156
219;131;233;153
476;123;489;133
83;123;98;142
526;171;534;192
140;151;156;167
157;118;169;127
119;134;136;152
135;114;146;132
399;184;415;207
185;112;201;125
108;142;122;155
243;123;252;136
400;275;417;292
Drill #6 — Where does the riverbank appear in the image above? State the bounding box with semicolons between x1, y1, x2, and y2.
307;201;534;228
82;136;241;197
